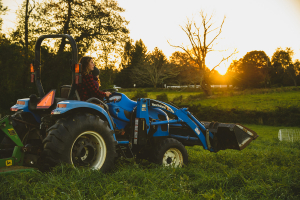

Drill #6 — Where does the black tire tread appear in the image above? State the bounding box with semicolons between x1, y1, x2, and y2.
152;138;188;166
40;113;117;172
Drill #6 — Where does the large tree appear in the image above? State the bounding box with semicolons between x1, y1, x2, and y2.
11;0;35;59
226;59;243;87
170;11;236;95
115;39;148;88
0;35;35;112
0;0;8;31
271;48;295;86
169;51;201;86
13;0;129;58
227;51;270;88
242;50;270;88
120;39;134;68
286;60;300;86
132;47;179;88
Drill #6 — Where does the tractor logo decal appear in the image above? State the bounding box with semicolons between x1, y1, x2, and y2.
8;128;17;136
195;128;201;135
6;160;12;166
150;101;174;113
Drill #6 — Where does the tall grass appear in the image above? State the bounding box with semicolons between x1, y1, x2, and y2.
1;125;300;199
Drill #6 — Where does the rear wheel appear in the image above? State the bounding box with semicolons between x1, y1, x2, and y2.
152;138;188;167
71;131;107;168
41;113;116;172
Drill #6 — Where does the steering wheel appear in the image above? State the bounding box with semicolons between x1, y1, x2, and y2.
102;89;117;103
86;97;109;112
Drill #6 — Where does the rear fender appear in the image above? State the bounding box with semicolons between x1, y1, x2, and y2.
10;98;41;123
51;100;114;129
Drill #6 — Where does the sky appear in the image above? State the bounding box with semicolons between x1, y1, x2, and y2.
2;0;300;75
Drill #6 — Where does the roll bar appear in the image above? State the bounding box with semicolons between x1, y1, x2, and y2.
33;34;79;100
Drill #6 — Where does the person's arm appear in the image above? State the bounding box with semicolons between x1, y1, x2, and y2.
84;75;111;99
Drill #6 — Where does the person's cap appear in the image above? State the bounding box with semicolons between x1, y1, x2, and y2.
92;67;100;76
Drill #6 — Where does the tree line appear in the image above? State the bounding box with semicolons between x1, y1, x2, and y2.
115;39;300;90
0;0;299;112
0;0;129;111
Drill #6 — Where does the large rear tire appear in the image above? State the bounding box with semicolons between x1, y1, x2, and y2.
41;113;116;172
152;138;188;167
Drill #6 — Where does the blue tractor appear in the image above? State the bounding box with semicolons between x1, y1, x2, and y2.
0;35;258;173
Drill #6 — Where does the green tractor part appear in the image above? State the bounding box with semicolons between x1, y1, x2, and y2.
0;116;35;174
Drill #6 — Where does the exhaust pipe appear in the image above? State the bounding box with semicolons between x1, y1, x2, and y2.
202;122;259;152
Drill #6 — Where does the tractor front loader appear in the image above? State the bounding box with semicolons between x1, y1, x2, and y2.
0;35;258;173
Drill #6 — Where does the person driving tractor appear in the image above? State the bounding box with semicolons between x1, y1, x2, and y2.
92;66;101;89
77;56;111;101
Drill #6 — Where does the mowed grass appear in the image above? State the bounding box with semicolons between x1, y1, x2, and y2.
1;124;300;199
192;91;300;111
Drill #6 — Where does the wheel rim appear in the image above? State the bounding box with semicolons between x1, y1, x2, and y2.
71;131;107;170
162;148;183;167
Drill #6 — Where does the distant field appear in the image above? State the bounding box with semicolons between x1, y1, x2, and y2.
122;90;202;101
192;91;300;111
122;87;300;112
1;124;299;199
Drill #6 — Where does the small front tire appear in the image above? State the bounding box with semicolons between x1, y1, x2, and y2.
153;138;188;167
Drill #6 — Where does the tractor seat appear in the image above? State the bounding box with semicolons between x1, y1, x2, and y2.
60;85;80;100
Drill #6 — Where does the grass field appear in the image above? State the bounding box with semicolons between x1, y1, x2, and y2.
186;91;300;112
1;87;300;199
122;87;300;112
1;124;300;199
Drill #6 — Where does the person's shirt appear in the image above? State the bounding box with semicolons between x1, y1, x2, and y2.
77;74;106;101
93;75;100;90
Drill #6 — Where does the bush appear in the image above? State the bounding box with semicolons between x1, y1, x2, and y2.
182;104;300;126
156;93;168;102
187;93;206;101
172;95;183;103
132;90;148;100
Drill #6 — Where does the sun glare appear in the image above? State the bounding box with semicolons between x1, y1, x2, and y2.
215;66;228;76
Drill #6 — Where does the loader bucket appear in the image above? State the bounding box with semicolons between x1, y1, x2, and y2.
202;122;258;152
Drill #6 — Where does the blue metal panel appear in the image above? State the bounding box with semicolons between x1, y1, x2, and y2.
170;134;199;141
135;98;150;133
52;100;114;130
10;99;41;123
146;99;211;150
185;109;214;138
108;106;130;122
117;141;129;144
175;109;208;149
152;125;169;137
151;119;180;126
106;93;137;112
112;117;128;130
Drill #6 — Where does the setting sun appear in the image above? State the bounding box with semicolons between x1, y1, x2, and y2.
2;0;300;76
116;0;300;75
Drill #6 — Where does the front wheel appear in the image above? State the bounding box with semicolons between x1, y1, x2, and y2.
152;138;188;167
41;113;116;172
